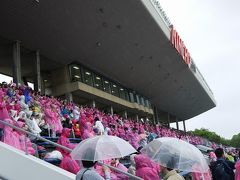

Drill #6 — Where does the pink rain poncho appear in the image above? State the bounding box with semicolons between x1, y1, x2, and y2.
235;160;240;180
94;160;117;179
112;162;128;180
56;128;76;156
17;121;36;155
0;102;10;128
60;154;80;174
57;128;80;174
2;119;21;150
192;164;212;180
135;154;160;180
44;104;63;133
44;105;55;127
128;131;140;150
81;122;94;140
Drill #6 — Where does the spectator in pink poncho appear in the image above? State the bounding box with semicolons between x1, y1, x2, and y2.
128;127;140;149
135;154;160;180
56;128;76;156
50;104;63;133
0;101;10;129
57;128;80;174
44;103;55;129
209;151;217;164
2;119;21;150
192;163;212;180
110;158;128;180
17;120;36;155
235;152;240;180
81;122;94;140
60;155;80;174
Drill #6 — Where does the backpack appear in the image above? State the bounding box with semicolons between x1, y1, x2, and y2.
211;160;234;180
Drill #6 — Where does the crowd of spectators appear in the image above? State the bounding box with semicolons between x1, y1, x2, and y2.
0;81;224;179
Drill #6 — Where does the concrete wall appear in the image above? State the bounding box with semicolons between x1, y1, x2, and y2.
0;142;75;180
52;82;154;115
51;66;70;87
140;0;171;40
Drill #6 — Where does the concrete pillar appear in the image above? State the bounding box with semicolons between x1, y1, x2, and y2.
167;113;171;128
41;77;45;95
183;120;186;132
135;114;139;122
65;92;73;103
155;107;159;123
110;106;114;115
124;110;127;119
12;41;21;86
176;117;179;130
92;100;96;108
34;50;41;92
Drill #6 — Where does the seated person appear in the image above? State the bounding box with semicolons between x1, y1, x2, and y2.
76;148;110;180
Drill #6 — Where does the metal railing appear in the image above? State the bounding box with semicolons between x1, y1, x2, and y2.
0;120;143;180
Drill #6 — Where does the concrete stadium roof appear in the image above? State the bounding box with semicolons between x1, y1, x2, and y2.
0;0;216;120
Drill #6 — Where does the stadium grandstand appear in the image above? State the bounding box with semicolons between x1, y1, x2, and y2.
0;0;216;180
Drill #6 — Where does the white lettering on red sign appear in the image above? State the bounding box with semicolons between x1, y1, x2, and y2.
170;26;191;66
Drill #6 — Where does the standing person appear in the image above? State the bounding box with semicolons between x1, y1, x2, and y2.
93;117;104;135
57;128;80;174
110;158;128;180
235;151;240;180
134;154;160;180
76;148;110;180
160;166;184;180
210;148;235;180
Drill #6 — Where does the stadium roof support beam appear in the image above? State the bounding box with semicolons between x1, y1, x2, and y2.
65;92;73;103
176;117;179;130
167;113;171;127
92;100;96;108
34;50;41;93
12;40;21;86
110;106;114;116
183;120;186;133
124;110;128;119
135;114;139;122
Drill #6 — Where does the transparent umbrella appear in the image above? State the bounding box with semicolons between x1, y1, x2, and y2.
71;135;136;161
141;137;209;173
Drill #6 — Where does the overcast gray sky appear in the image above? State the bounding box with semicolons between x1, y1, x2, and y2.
160;0;240;139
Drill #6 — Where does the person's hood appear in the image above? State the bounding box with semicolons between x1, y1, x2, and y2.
209;152;216;159
20;95;25;103
135;154;155;169
62;128;71;138
235;161;240;170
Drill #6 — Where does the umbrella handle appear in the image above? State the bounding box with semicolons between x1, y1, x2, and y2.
98;162;143;180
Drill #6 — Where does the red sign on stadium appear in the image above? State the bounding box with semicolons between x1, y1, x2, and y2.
170;26;191;66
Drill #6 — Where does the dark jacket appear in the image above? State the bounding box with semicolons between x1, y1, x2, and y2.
210;158;235;180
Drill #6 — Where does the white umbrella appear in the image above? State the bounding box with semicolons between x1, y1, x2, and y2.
71;135;136;161
141;137;209;173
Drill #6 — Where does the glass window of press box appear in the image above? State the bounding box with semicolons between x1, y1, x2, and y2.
93;74;103;90
111;83;119;97
119;87;129;101
119;87;125;99
69;64;81;82
103;79;111;94
135;94;140;104
140;96;145;106
69;64;152;108
83;68;93;86
145;99;149;108
129;92;135;103
124;89;130;101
